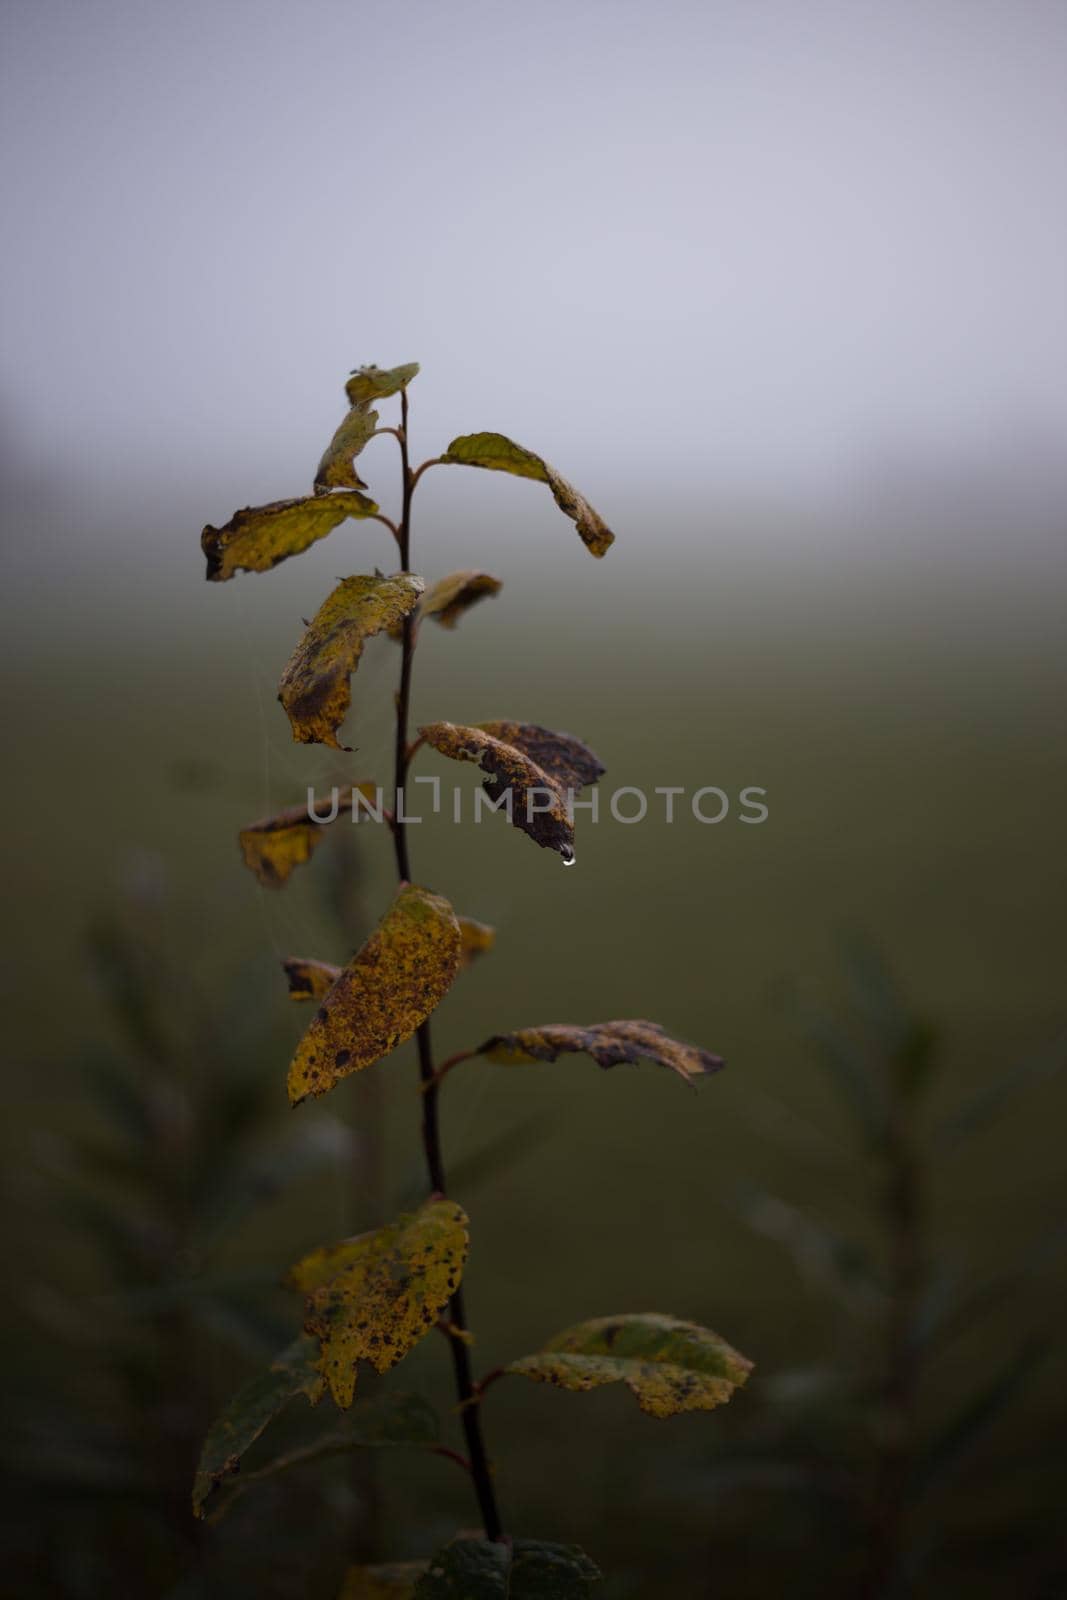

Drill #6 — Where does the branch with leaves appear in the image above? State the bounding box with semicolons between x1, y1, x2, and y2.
195;362;752;1595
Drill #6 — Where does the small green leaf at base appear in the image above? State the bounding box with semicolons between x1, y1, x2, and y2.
414;1538;601;1598
192;1334;324;1516
507;1313;752;1418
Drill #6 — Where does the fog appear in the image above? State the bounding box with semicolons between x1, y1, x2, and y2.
2;0;1065;569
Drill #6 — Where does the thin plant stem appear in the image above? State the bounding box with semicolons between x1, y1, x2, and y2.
390;384;505;1544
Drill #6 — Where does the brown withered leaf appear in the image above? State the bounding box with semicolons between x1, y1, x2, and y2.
507;1313;752;1418
283;957;342;1001
457;916;496;969
202;491;379;582
420;570;502;629
441;433;614;557
240;782;379;888
279;573;424;748
287;1198;468;1408
418;720;604;859
315;407;379;492
287;883;460;1106
477;1021;725;1086
284;915;490;1005
345;362;420;408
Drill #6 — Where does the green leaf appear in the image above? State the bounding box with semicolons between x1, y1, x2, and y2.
441;433;614;557
202;491;379;582
418;720;603;860
278;573;424;748
339;1566;428;1600
477;1020;724;1086
345;362;420;407
933;1027;1067;1147
315;407;380;492
414;1538;601;1598
508;1312;752;1418
208;1391;439;1522
287;883;461;1106
192;1334;324;1516
287;1198;469;1408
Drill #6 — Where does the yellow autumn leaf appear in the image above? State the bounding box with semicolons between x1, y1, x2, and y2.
315;406;379;492
202;491;379;582
478;1021;724;1086
440;433;614;557
288;1199;469;1408
507;1313;752;1418
345;362;420;408
287;883;460;1105
338;1563;426;1599
278;573;424;749
283;915;490;1008
458;916;496;969
418;720;603;859
239;782;379;888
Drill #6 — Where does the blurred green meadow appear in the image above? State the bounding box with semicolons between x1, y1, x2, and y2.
1;481;1065;1595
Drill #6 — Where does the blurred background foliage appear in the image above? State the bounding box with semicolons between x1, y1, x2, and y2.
1;517;1064;1593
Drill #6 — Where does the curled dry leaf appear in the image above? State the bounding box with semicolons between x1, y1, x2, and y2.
283;957;342;1001
414;1538;601;1598
420;570;503;629
507;1312;753;1419
345;362;420;408
287;883;460;1105
240;782;379;888
202;491;379;582
279;573;424;749
288;1199;469;1408
192;1334;324;1516
315;406;379;492
418;720;604;859
478;1020;724;1086
441;433;614;557
284;916;491;1007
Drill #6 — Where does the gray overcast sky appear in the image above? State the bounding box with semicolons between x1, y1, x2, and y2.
2;0;1066;518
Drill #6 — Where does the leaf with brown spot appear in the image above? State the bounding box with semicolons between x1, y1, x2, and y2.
240;782;380;887
457;916;496;970
507;1313;752;1419
283;957;342;1001
279;573;424;749
202;491;379;582
287;883;460;1105
315;407;380;492
192;1334;324;1516
288;1199;469;1408
477;1021;724;1086
345;362;420;408
418;720;604;859
285;915;489;1005
440;433;613;557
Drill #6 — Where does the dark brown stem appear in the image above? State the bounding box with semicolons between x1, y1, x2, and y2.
390;385;505;1544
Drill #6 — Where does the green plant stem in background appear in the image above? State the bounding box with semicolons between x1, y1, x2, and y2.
390;386;505;1544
